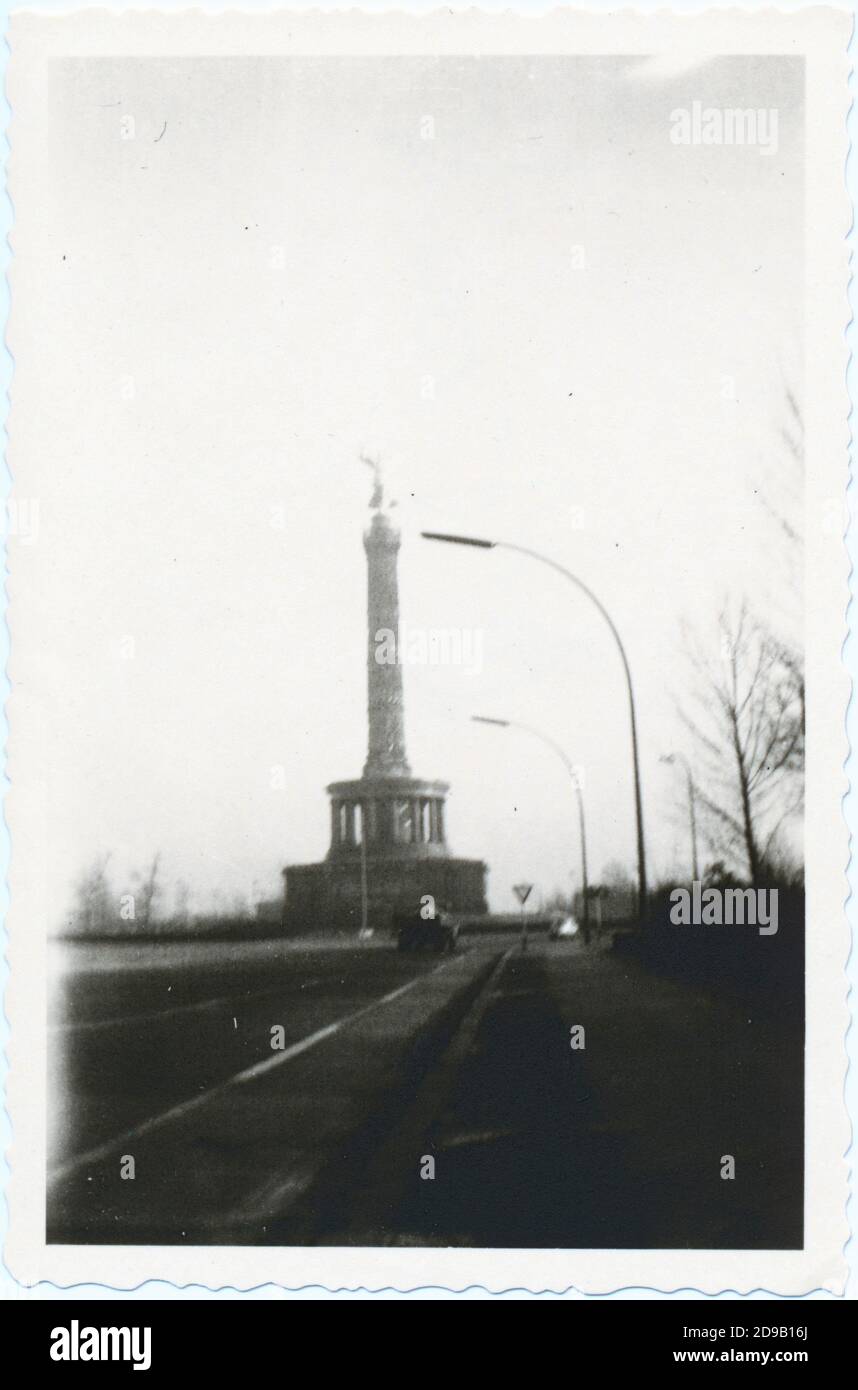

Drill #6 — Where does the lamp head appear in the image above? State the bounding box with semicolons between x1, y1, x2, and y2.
421;530;495;549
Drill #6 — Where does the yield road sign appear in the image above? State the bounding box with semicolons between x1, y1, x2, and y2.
513;883;533;906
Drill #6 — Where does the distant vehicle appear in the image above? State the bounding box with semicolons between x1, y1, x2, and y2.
548;914;579;940
395;909;460;954
357;927;375;942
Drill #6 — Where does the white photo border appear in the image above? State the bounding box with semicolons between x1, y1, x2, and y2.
3;4;851;1296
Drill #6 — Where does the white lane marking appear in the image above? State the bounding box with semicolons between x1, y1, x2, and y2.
233;973;423;1083
48;962;456;1186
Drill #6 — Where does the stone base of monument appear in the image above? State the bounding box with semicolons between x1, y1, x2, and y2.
284;854;488;936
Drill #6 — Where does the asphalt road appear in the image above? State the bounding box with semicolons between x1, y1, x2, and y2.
47;933;802;1248
49;938;455;1173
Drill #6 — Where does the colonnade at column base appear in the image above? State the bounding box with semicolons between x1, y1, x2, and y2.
324;776;454;860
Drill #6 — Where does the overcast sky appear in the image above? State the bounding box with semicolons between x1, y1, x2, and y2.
26;52;803;917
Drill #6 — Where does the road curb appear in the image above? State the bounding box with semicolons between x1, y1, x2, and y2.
252;948;505;1245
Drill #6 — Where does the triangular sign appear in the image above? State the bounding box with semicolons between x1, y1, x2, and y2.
513;883;533;905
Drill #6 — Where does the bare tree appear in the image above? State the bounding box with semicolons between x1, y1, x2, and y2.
172;878;191;928
601;859;635;892
69;852;113;935
753;383;804;644
680;601;804;885
759;385;804;553
594;860;637;923
133;852;162;932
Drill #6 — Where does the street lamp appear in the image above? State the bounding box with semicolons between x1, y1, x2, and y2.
359;801;369;935
422;530;648;919
472;715;591;942
660;753;699;883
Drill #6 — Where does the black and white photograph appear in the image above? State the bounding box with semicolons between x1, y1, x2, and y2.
4;7;849;1296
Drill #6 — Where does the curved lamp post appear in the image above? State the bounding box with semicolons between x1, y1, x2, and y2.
472;714;590;941
422;530;648;920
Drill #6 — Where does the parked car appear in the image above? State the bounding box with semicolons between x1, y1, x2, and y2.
395;909;460;953
548;913;579;940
